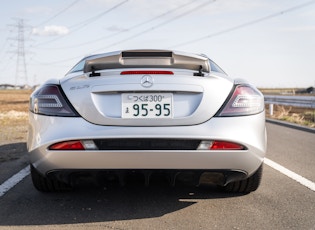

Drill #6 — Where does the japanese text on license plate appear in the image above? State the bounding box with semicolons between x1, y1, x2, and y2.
122;93;173;119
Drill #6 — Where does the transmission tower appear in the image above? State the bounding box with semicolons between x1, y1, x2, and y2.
9;18;29;86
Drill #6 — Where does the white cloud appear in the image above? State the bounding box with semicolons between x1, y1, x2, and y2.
32;25;69;36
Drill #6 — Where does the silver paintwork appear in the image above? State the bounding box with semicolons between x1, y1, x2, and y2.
27;50;266;180
60;70;233;126
82;50;210;73
28;113;266;176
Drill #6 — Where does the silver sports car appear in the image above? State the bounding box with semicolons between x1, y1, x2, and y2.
27;50;266;193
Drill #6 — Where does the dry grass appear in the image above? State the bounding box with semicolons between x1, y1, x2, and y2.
265;105;315;128
0;90;32;145
0;89;31;112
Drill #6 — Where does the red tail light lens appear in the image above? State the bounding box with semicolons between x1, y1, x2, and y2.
120;70;174;75
30;85;79;117
49;140;97;150
210;141;245;150
218;85;264;116
198;140;246;150
49;141;85;150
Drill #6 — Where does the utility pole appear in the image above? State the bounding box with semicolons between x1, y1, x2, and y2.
9;18;29;87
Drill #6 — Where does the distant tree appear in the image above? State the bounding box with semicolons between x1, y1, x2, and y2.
306;87;314;94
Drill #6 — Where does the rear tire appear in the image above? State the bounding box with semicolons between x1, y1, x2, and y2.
30;165;71;192
221;165;263;193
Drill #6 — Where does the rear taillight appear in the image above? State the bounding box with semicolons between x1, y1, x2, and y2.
210;141;245;150
30;85;79;117
197;140;246;150
120;70;174;75
217;85;264;117
49;141;85;150
49;140;97;150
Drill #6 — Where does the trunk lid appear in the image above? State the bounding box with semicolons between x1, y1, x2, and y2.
61;70;233;126
60;50;233;126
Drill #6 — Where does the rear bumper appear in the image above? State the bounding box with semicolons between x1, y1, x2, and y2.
45;169;248;187
28;112;266;178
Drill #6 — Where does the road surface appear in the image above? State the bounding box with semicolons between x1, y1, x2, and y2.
0;122;314;230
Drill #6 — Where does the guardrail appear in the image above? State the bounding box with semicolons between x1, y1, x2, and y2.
264;95;315;115
264;95;315;108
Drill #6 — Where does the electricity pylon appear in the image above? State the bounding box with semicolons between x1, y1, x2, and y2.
9;18;29;87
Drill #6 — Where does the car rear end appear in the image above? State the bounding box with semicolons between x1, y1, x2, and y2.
27;50;266;192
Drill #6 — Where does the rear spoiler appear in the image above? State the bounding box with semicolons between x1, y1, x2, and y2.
83;50;210;75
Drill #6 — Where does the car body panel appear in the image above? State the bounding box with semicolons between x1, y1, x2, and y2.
60;70;233;126
77;50;211;74
27;49;266;190
28;112;266;176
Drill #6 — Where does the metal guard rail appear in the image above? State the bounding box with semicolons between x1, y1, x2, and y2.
264;95;315;108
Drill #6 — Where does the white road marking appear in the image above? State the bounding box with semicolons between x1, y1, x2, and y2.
0;159;314;197
264;158;315;192
0;166;30;197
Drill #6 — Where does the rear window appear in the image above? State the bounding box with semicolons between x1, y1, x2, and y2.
209;59;226;74
68;59;85;73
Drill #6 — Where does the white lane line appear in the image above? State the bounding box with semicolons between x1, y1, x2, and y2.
0;166;30;197
265;158;315;192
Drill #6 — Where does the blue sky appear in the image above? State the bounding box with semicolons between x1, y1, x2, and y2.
0;0;315;88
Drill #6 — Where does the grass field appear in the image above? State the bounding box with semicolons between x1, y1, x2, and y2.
0;90;31;145
0;90;32;162
259;88;315;127
265;104;315;128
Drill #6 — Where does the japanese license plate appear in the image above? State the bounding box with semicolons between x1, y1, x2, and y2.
122;93;173;119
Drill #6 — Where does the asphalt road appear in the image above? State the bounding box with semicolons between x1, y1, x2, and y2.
0;122;314;230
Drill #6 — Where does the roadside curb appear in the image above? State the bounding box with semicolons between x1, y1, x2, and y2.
266;118;315;134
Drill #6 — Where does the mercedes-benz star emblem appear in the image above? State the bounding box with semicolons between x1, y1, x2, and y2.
140;75;154;88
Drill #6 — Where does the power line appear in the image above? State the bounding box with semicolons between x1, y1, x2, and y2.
32;0;216;65
0;53;15;73
34;0;128;47
128;0;197;29
0;26;14;61
35;0;81;27
170;0;315;48
25;0;81;44
34;0;198;50
33;0;314;66
0;37;9;60
69;0;128;30
94;0;216;52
